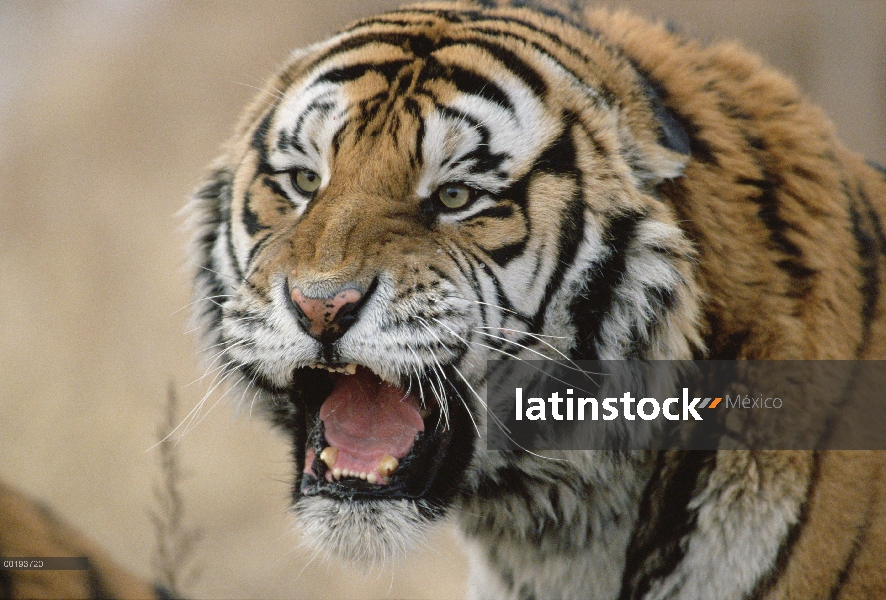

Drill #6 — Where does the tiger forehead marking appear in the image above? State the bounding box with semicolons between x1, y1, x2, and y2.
229;7;683;372
187;2;886;599
261;20;571;215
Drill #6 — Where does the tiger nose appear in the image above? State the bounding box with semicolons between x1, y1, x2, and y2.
289;285;365;342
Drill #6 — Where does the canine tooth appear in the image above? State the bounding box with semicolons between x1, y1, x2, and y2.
332;468;341;479
367;473;377;484
319;447;338;469
345;363;357;375
377;455;399;478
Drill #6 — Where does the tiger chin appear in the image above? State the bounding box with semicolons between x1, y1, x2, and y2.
187;1;886;598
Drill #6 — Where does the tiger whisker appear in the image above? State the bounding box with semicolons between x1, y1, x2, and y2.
450;363;570;465
147;359;240;450
169;294;234;317
186;339;253;387
407;344;450;429
474;326;568;340
235;368;262;413
241;75;288;101
199;265;245;284
183;372;248;437
472;328;602;383
234;81;285;106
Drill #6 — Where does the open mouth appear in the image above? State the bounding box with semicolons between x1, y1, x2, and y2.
293;364;468;502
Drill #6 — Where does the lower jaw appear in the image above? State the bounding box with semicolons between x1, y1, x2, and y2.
292;494;443;563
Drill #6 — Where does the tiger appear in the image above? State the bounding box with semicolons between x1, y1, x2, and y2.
0;481;166;600
187;1;886;599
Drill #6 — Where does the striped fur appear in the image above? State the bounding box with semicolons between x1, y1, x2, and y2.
187;2;886;598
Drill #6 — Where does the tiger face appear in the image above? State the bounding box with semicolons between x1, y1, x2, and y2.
190;1;700;564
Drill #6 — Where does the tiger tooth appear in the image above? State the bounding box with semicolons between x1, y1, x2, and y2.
332;468;341;480
359;472;367;480
419;407;434;419
319;447;338;469
367;473;378;484
345;363;357;375
377;454;399;478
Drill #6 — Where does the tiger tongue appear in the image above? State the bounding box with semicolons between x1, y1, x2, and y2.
319;367;424;475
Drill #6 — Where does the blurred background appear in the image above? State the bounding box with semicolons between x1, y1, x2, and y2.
0;1;883;598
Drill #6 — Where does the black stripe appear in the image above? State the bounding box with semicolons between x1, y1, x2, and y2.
485;239;528;267
490;271;534;330
747;452;822;599
465;244;520;331
302;32;421;73
315;60;411;87
433;105;512;178
242;188;270;237
618;451;717;600
532;188;585;331
441;36;547;97
261;175;291;208
848;194;879;355
442;244;487;325
247;232;273;267
154;584;177;600
460;246;490;325
867;159;886;177
827;478;874;600
250;111;274;166
737;175;817;292
445;63;515;113
192;169;235;330
340;16;438;34
0;567;12;600
86;560;114;600
856;182;886;255
291;99;337;155
471;204;515;221
221;186;245;283
404;6;606;77
461;22;618;107
569;213;640;361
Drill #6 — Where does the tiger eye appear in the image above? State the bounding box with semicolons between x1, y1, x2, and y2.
437;184;472;209
293;169;321;194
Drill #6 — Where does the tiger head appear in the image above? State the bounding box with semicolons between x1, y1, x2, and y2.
188;2;702;562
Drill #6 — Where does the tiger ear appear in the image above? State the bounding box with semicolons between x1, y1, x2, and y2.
630;77;691;185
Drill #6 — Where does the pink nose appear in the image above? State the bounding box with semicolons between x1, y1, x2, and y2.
290;286;364;340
